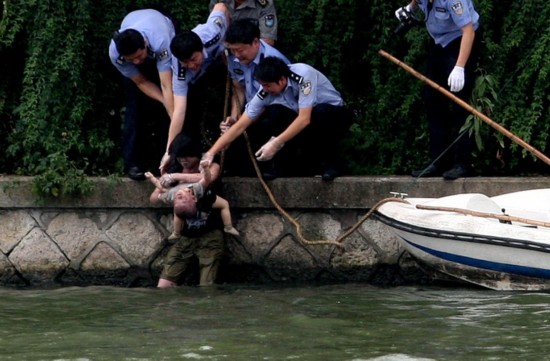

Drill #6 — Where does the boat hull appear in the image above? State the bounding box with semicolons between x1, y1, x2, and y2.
375;191;550;291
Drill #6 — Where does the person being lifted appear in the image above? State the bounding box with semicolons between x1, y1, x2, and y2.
160;2;230;173
200;56;352;181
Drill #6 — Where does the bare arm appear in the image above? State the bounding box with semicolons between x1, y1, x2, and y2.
230;80;246;119
212;2;230;20
456;23;475;67
159;70;174;117
273;107;312;144
130;73;165;104
166;94;188;151
207;113;255;156
168;163;221;184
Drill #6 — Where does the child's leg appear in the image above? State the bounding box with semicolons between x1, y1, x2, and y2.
217;197;240;236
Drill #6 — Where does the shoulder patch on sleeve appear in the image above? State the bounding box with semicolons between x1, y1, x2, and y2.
300;81;312;96
264;14;275;27
204;33;222;48
158;49;170;60
451;1;464;15
214;17;224;29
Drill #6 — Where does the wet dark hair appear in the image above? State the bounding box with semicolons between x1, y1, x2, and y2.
170;31;203;61
113;29;145;56
169;132;202;158
225;18;260;45
254;56;291;83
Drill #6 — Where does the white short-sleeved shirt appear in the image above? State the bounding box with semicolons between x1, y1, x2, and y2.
227;40;290;102
418;0;480;47
172;9;229;96
245;63;344;120
108;9;175;78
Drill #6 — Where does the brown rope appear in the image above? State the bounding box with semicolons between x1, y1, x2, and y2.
416;204;550;228
241;132;411;249
221;72;407;250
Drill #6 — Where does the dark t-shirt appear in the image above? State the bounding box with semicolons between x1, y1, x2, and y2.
182;189;223;237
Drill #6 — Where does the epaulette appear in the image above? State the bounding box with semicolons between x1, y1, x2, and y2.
256;0;268;8
157;49;169;61
204;33;221;48
289;71;303;84
177;63;186;81
116;55;124;65
257;89;268;100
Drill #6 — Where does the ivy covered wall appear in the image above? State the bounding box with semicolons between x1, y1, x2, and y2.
1;0;549;197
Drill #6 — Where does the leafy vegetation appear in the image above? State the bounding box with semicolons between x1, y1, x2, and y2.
1;0;549;198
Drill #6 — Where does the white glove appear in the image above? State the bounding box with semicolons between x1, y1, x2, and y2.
200;152;214;169
160;173;176;188
255;136;284;162
395;4;412;20
448;66;465;92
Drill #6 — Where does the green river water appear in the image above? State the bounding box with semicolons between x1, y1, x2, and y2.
1;283;550;360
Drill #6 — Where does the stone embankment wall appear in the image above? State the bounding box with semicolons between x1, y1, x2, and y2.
1;176;548;288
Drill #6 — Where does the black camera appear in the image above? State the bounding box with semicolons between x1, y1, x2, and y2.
394;7;422;36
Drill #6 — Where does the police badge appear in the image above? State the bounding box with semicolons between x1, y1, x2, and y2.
451;1;464;15
265;14;275;28
300;81;312;96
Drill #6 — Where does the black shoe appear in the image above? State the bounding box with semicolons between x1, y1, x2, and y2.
442;164;470;180
261;161;282;181
262;170;279;181
321;166;340;181
127;166;145;181
411;164;442;177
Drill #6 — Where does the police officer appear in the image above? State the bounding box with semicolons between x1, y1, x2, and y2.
220;18;290;176
201;56;353;181
209;0;278;45
109;9;175;180
395;0;480;180
159;3;230;173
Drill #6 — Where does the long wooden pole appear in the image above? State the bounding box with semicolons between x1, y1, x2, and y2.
378;49;550;167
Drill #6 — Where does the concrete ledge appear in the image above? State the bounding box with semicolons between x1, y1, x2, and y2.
2;175;549;287
2;175;550;209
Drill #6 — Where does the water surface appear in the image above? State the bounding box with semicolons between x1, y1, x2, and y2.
1;283;549;360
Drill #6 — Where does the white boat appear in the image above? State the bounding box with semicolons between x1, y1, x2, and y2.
374;189;550;291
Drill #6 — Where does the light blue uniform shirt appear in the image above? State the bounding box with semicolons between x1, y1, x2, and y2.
172;9;228;96
227;40;290;102
418;0;479;47
109;9;175;78
245;63;344;120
